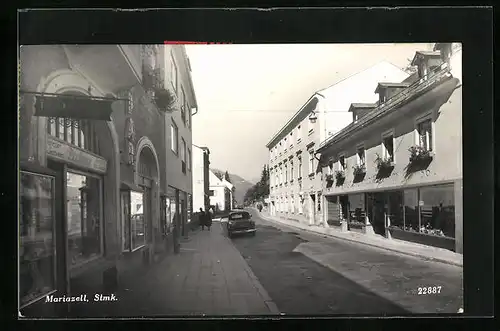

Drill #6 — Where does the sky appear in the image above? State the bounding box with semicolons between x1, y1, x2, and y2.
187;43;434;183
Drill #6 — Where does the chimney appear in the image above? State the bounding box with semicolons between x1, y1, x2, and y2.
374;82;411;104
411;50;443;79
348;103;377;122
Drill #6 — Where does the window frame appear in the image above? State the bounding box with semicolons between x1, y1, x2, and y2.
381;128;396;163
170;120;179;155
356;143;366;166
414;113;435;152
338;152;346;171
297;125;302;144
180;86;186;125
170;51;178;94
187;147;191;171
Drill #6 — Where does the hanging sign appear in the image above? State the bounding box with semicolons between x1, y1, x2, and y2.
47;136;107;174
34;95;114;121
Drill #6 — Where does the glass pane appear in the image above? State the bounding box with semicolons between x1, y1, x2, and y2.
387;191;404;229
403;188;419;232
348;193;365;223
20;172;55;307
130;191;145;249
67;172;102;266
419;185;455;237
121;192;131;251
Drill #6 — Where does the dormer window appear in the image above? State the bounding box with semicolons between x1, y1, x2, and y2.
411;51;442;80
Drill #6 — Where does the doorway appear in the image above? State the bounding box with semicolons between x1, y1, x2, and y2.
367;193;387;236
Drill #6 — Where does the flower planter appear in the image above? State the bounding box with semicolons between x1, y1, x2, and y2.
388;227;455;251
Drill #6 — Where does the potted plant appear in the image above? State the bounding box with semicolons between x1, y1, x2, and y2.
352;164;366;177
374;153;394;172
153;87;177;113
408;146;434;164
334;170;345;182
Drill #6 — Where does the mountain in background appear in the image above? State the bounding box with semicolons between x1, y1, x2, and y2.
211;168;255;205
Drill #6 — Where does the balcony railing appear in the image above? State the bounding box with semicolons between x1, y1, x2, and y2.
318;62;452;151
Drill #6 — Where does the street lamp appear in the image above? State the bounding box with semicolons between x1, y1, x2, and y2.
309;111;318;124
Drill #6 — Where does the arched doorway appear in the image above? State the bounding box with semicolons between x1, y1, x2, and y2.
135;140;160;259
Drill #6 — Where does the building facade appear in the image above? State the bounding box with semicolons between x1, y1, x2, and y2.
317;43;463;253
192;145;211;212
208;170;233;212
19;44;197;317
266;61;409;227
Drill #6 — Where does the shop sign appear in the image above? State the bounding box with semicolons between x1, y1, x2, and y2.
34;95;114;121
47;136;107;174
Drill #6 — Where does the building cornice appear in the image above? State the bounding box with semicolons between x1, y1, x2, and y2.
318;62;453;154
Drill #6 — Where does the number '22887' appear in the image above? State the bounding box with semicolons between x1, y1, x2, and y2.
418;286;442;295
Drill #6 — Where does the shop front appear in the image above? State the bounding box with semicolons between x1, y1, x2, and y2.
325;183;458;251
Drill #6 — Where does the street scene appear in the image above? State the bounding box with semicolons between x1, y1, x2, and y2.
19;42;463;318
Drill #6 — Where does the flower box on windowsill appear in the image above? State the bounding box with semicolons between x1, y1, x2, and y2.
375;154;395;172
408;146;435;164
289;179;294;184
387;226;455;252
334;170;345;182
352;164;366;177
308;172;315;178
297;176;302;181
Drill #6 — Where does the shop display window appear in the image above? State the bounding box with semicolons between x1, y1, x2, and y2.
348;193;366;224
121;190;146;252
419;185;455;238
66;171;102;266
20;171;56;307
403;188;420;232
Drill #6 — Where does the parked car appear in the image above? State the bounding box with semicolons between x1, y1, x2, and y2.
226;210;255;238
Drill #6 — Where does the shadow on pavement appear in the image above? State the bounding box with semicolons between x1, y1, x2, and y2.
231;223;410;315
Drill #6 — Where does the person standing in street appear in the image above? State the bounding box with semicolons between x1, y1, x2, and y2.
199;208;207;231
206;209;213;231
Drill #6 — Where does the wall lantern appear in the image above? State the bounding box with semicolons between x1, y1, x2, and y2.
309;111;318;124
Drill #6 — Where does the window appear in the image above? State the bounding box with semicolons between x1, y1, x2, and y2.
418;185;455;238
297;125;302;143
289;132;293;147
403;189;419;232
187;148;191;171
417;117;433;151
357;145;366;166
338;154;346;171
309;150;315;175
382;131;395;162
20;171;56;307
181;138;187;173
209;190;216;197
348;193;365;223
284;138;287;152
166;186;177;233
298;156;303;178
328;161;334;175
290;161;294;181
317;193;322;212
66;171;103;264
48;118;98;152
171;121;178;154
186;102;191;129
170;52;178;93
284;164;288;183
298;195;303;214
180;87;186;124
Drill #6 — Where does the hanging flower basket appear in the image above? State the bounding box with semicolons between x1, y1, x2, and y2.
334;170;345;182
153;87;177;113
352;164;366;177
408;146;434;164
374;153;394;172
325;174;334;182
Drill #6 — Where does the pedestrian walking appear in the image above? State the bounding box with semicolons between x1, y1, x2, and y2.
199;208;207;231
205;209;213;231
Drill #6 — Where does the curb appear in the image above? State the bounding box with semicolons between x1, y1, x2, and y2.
256;210;463;268
222;227;281;315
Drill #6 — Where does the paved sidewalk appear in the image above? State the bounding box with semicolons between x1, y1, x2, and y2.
257;210;463;267
102;224;280;317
